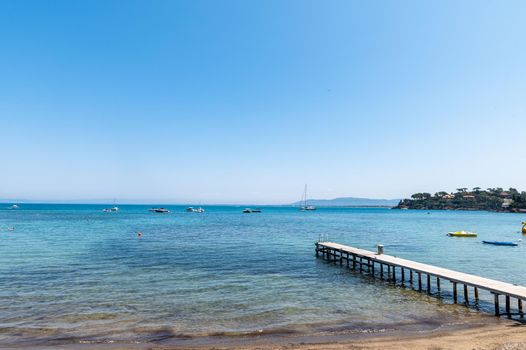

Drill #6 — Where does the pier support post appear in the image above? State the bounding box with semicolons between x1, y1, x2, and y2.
353;255;356;269
371;261;375;277
474;287;478;301
410;270;413;286
437;277;440;291
339;250;343;265
393;266;396;282
418;272;422;291
464;284;468;304
359;257;363;272
452;282;458;303
380;264;384;279
401;268;405;285
388;265;391;281
346;253;350;267
506;295;511;318
427;274;431;294
519;299;523;318
315;243;319;257
494;294;500;316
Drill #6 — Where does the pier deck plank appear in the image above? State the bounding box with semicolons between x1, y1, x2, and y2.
318;242;526;300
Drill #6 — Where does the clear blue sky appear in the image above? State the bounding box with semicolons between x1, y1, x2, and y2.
1;0;525;204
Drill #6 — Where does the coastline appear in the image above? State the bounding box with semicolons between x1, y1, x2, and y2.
392;207;526;214
4;318;526;350
394;188;526;213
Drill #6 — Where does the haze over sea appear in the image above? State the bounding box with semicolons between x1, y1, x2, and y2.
1;204;524;347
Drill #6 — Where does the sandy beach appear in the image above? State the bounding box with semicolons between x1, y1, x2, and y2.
8;319;526;350
151;321;526;350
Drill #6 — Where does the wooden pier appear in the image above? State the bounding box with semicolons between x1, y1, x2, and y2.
316;241;526;318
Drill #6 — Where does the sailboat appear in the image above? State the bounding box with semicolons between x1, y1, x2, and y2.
300;184;316;211
187;206;205;213
103;199;119;212
110;198;119;212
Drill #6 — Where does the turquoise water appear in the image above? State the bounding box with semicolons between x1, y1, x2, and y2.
0;205;525;346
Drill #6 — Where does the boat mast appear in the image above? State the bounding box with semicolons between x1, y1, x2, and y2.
304;184;307;208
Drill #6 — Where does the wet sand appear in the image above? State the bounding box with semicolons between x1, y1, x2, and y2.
7;318;526;350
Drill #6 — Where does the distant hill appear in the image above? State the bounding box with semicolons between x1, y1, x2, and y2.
291;197;400;207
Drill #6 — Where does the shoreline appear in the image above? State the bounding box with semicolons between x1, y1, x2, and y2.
4;318;526;350
392;207;526;213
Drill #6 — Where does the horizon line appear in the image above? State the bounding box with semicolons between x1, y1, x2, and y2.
0;196;402;206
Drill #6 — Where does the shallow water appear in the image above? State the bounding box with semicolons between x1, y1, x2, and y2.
0;205;524;346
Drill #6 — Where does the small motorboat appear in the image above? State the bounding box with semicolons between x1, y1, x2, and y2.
447;231;477;237
187;207;205;213
103;207;119;212
301;205;316;211
9;204;19;210
242;208;252;213
149;208;170;213
483;240;518;247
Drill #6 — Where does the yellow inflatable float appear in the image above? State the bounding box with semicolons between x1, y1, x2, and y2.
447;231;477;237
522;222;526;234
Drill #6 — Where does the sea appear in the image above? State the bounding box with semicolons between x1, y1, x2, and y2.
0;204;524;348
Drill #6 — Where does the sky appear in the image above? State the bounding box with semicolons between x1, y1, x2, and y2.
1;0;525;204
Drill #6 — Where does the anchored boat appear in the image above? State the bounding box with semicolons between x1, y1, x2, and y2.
187;207;205;213
103;206;119;213
447;231;477;237
299;184;316;211
242;208;261;213
149;208;170;213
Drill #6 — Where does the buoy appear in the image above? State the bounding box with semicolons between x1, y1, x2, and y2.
137;232;142;237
